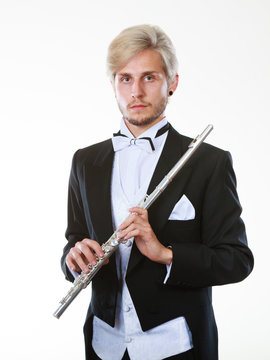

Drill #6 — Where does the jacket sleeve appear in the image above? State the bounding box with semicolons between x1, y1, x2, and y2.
165;151;254;288
61;150;90;282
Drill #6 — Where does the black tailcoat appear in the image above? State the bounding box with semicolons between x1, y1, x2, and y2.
61;125;254;360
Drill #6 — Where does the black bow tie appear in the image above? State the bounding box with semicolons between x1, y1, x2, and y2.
112;123;170;152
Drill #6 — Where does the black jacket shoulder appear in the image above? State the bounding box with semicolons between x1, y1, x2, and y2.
74;138;113;165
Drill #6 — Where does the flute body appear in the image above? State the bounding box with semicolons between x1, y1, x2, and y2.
53;124;213;319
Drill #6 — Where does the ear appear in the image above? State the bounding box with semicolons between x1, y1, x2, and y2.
168;74;179;94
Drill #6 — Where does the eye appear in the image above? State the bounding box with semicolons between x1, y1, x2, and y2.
145;75;154;81
121;77;131;83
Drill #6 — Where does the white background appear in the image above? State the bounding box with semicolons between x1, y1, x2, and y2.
0;0;269;359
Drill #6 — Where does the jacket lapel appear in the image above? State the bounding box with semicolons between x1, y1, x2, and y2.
147;127;193;234
83;140;115;244
127;126;193;275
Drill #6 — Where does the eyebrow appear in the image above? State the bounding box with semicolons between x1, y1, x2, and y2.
117;71;159;77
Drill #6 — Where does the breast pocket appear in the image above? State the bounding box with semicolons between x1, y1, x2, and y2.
160;218;201;245
168;194;195;220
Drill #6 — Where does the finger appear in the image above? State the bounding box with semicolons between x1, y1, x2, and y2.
66;253;81;273
68;247;91;273
66;242;109;274
122;229;140;241
75;242;98;265
118;222;136;238
119;223;145;241
118;212;144;231
81;239;104;258
118;215;134;231
129;207;148;218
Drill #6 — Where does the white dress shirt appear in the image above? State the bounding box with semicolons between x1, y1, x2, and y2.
92;118;193;360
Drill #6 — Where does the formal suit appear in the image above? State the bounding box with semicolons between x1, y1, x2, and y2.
61;125;254;360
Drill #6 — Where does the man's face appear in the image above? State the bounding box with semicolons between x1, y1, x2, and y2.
113;49;170;132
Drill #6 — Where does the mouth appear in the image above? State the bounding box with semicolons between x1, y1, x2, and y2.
129;103;149;110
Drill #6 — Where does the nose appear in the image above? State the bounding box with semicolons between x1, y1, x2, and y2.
131;79;144;99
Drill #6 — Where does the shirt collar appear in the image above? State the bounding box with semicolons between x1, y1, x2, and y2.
120;117;168;139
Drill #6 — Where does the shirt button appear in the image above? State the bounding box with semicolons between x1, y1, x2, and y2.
124;305;131;312
125;240;132;247
125;337;132;343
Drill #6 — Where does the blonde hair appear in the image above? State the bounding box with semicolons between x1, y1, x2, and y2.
107;24;178;85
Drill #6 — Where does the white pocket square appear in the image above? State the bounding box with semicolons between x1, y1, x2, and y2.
168;194;195;220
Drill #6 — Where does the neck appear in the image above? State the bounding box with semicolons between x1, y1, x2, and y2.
124;115;166;138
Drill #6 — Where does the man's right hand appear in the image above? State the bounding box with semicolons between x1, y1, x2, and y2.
66;238;105;274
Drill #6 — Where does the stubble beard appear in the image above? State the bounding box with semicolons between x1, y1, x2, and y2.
120;96;168;127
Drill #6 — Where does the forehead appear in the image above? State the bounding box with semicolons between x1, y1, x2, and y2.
116;49;165;76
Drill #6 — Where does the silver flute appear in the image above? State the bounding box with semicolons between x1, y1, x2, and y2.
53;124;213;319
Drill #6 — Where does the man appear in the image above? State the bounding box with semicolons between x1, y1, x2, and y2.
61;25;254;360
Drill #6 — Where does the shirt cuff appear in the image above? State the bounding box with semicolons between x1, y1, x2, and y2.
163;262;173;284
163;246;173;284
69;268;80;279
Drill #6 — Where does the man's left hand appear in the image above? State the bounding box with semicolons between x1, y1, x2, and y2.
118;207;173;265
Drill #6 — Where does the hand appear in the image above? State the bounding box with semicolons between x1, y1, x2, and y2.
118;207;173;265
66;238;106;274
